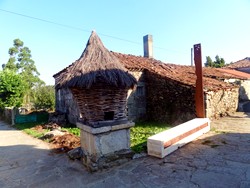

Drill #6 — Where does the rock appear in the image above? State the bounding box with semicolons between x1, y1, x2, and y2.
132;152;148;159
115;149;135;159
43;123;61;131
48;112;67;125
41;130;65;139
67;147;83;160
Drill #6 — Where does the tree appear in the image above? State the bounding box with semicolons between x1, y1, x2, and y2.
204;55;226;68
0;70;26;109
3;39;45;109
32;85;55;111
204;56;214;67
4;39;44;88
214;55;225;68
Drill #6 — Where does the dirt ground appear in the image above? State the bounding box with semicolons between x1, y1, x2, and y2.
32;124;80;153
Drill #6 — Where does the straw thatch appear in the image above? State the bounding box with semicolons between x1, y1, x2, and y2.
56;31;136;89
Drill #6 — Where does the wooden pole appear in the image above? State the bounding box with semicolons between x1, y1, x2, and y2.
193;44;205;118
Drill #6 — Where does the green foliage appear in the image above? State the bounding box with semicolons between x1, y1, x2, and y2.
0;70;26;109
130;122;171;153
32;85;55;111
205;55;226;68
23;128;46;138
4;38;44;92
62;127;80;136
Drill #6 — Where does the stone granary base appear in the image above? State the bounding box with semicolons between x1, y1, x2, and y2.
77;122;135;172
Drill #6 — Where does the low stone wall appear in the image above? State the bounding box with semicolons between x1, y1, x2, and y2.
0;107;17;125
205;87;239;119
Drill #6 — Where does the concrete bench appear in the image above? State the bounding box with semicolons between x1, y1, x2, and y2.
147;118;210;158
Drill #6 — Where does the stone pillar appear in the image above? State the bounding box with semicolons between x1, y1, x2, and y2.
77;122;135;171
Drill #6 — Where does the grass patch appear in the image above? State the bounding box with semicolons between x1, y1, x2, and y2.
62;127;80;137
15;122;49;138
23;128;46;138
130;121;171;153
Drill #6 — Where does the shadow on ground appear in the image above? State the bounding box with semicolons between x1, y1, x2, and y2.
1;113;250;187
0;132;250;187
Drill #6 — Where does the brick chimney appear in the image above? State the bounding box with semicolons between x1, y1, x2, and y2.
143;34;153;58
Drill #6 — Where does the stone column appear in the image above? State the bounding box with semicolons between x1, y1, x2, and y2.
77;122;135;171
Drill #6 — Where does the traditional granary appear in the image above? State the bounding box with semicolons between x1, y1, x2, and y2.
54;31;139;171
54;31;136;127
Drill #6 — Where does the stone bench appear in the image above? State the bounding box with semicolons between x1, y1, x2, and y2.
147;118;210;158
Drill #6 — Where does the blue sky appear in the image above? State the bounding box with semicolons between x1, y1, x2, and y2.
1;0;250;85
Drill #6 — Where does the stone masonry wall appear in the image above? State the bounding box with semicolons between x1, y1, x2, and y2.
239;80;250;101
55;88;80;124
205;87;239;119
145;71;196;124
127;70;146;121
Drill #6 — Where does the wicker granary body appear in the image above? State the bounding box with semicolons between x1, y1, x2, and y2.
71;83;128;127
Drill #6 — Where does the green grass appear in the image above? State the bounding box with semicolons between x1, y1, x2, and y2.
22;128;46;138
15;122;49;138
62;127;80;136
130;121;171;153
15;122;81;138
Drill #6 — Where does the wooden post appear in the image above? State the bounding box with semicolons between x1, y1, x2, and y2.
193;44;205;118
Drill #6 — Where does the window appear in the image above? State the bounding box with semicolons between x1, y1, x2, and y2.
58;89;61;101
104;111;114;120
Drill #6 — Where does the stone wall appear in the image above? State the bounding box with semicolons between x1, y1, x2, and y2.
1;107;15;125
55;87;80;124
237;67;250;74
205;87;239;119
239;80;250;101
127;70;146;121
145;71;196;124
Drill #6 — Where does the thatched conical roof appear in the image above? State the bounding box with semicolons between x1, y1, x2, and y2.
56;31;137;89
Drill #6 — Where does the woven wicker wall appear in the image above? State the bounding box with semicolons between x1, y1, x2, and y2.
71;84;128;124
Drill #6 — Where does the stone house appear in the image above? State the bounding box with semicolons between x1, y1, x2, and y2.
227;57;250;74
223;58;250;111
53;34;245;125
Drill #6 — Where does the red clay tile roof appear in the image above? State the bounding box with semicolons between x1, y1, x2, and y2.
217;68;250;79
112;52;240;91
226;57;250;69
